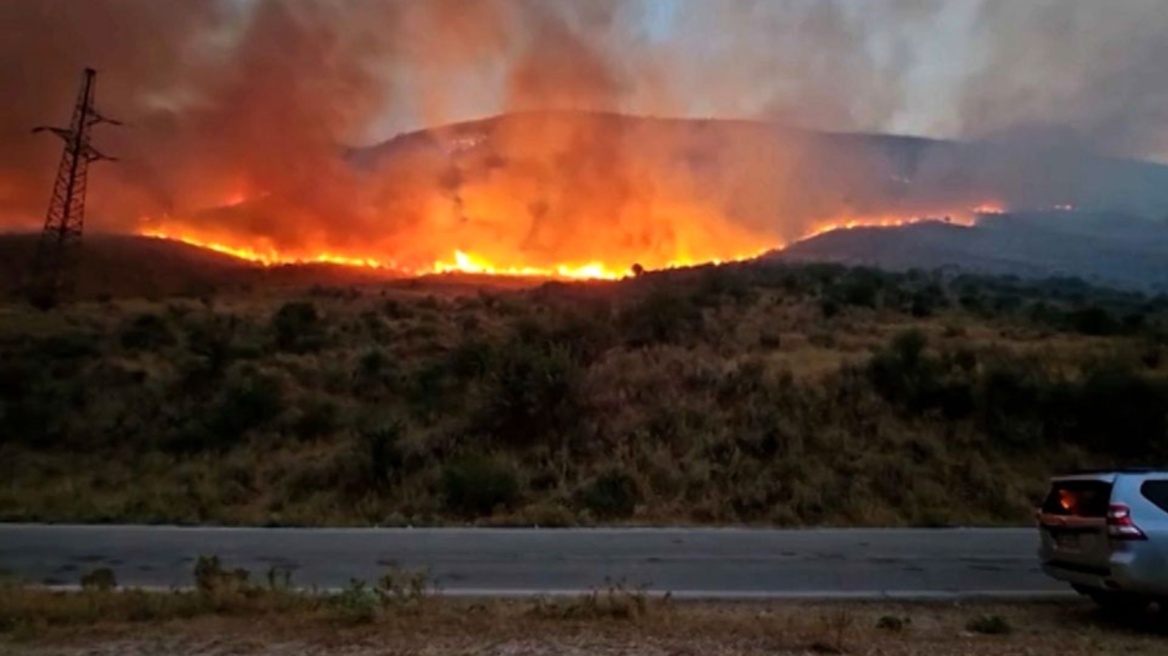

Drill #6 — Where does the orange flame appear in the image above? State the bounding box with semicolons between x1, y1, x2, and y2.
972;203;1006;215
802;208;984;241
137;201;1006;280
139;227;768;280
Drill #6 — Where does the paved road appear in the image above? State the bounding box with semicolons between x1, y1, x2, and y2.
0;525;1067;600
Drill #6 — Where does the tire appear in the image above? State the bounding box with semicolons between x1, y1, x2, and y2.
1085;589;1151;615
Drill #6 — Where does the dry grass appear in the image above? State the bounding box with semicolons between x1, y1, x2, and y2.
3;587;1167;656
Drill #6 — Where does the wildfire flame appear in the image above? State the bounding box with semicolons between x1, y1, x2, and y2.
139;227;770;280
138;207;1001;280
802;209;984;241
972;203;1006;215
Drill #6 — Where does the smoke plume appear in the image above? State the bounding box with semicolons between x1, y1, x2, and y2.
1;0;1167;272
959;0;1168;161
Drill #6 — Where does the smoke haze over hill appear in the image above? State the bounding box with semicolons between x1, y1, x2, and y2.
2;0;1168;275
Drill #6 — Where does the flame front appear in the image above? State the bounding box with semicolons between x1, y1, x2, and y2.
139;226;769;280
124;114;1026;282
138;202;1001;280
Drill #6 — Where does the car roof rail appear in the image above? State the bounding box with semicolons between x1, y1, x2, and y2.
1058;467;1166;476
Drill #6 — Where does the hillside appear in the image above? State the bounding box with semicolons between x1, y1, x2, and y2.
3;260;1166;527
779;211;1168;292
12;111;1168;296
0;233;439;301
355;110;1168;226
0;233;256;300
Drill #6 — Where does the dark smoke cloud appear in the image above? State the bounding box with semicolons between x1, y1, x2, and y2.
959;0;1168;160
640;0;940;132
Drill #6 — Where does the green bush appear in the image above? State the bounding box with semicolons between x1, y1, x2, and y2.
441;456;521;517
271;301;325;353
357;420;406;489
966;614;1012;635
578;470;640;520
182;368;285;451
620;289;704;346
1075;367;1168;457
294;396;342;440
32;331;102;362
193;555;250;595
478;341;583;448
867;330;937;411
976;364;1047;449
1069;306;1121;336
120;313;176;350
80;567;117;592
446;339;495;380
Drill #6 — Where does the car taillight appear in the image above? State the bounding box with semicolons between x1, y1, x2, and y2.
1108;504;1147;540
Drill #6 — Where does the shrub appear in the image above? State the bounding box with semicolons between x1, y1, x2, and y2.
80;567;117;592
838;276;879;308
621;289;704;346
528;583;650;621
446;339;495;380
193;555;250;595
1069;306;1121;336
331;579;378;625
578;470;640;520
32;331;101;361
759;332;781;349
966;614;1012;635
185;368;285;450
976;364;1047;449
354;347;398;395
867;330;937;412
271;301;325;353
478;342;583;448
357;420;406;489
119;313;176;350
1075;367;1168;457
183;315;240;376
293;396;342;440
910;293;935;318
544;309;617;365
406;359;455;421
876;615;909;631
441;456;521;517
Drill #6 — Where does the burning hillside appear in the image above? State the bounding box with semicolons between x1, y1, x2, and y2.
128;110;1027;280
5;2;1168;284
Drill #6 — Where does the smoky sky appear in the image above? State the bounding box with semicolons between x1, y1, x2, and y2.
1;0;1167;236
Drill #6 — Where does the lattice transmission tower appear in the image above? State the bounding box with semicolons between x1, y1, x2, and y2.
25;67;119;309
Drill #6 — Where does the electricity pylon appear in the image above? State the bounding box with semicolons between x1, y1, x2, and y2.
25;67;119;309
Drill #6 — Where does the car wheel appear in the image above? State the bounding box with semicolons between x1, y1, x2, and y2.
1086;590;1151;615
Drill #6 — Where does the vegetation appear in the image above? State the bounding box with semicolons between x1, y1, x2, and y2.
3;577;1164;656
3;262;1168;527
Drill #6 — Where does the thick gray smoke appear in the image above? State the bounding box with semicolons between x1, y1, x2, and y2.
959;0;1168;161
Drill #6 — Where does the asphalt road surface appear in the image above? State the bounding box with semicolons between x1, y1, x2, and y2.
0;525;1068;600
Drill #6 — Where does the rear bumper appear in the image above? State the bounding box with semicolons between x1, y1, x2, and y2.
1042;548;1168;596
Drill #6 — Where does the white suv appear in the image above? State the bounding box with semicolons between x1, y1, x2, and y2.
1037;469;1168;611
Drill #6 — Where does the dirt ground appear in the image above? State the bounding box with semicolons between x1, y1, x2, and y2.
4;600;1167;656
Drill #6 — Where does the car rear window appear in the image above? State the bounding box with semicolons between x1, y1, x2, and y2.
1041;480;1113;517
1140;480;1168;514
